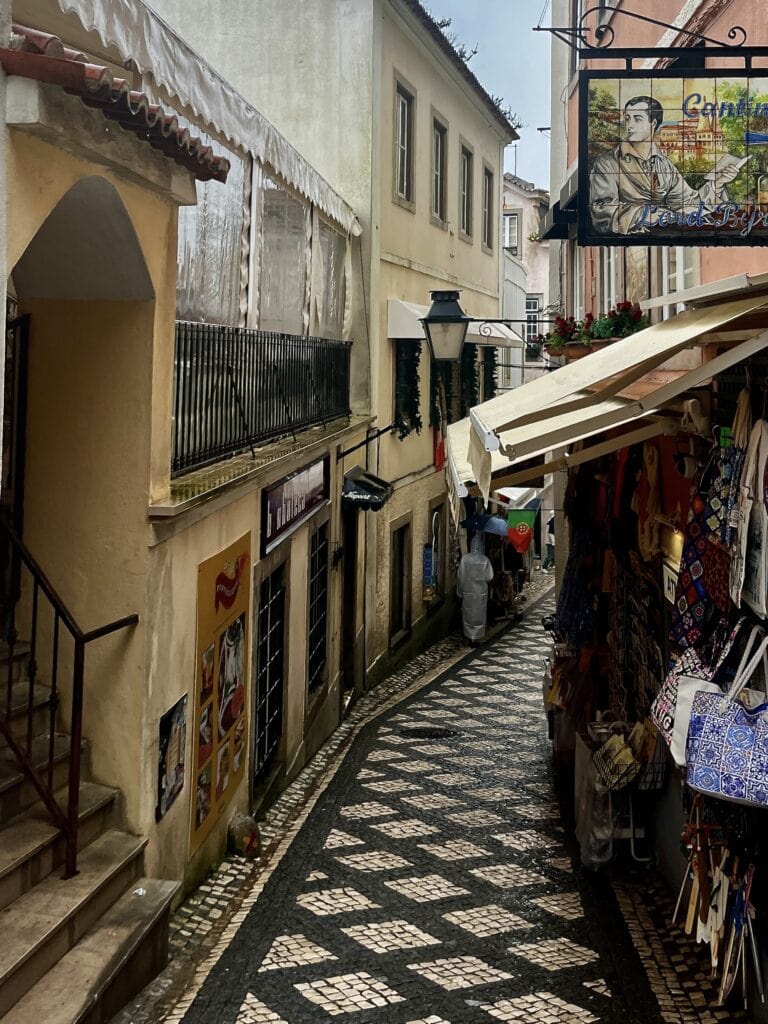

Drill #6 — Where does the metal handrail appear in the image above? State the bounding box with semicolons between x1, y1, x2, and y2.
0;520;138;876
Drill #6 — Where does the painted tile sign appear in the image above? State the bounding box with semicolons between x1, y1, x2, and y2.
579;71;768;245
190;534;251;853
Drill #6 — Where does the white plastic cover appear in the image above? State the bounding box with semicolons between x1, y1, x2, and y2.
176;130;249;325
256;169;310;336
311;213;346;340
54;0;359;234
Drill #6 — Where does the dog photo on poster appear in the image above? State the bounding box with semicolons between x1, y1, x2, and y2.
580;71;768;246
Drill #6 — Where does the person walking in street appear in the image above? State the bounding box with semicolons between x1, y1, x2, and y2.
457;533;493;643
542;514;555;573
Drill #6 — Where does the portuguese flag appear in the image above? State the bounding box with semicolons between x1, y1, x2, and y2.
507;509;537;553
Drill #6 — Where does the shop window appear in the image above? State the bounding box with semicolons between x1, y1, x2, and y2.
393;340;423;437
459;145;473;236
307;523;329;695
390;522;412;641
426;503;446;610
395;82;414;204
431;117;447;222
482;167;494;249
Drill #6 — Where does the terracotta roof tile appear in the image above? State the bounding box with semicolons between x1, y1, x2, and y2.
1;24;230;183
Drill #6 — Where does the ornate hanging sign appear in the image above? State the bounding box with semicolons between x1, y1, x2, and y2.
578;68;768;246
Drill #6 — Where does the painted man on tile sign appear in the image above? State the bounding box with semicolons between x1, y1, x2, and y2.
589;94;745;234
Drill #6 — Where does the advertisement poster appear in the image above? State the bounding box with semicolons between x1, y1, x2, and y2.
190;533;251;853
156;693;187;821
580;71;768;246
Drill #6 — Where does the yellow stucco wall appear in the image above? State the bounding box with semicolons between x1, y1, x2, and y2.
8;131;178;839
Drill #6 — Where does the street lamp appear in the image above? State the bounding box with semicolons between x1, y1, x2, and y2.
420;290;472;361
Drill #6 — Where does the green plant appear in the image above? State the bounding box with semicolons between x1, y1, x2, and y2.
541;301;648;351
394;341;422;439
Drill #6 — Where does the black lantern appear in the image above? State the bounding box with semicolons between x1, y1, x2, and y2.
420;290;471;361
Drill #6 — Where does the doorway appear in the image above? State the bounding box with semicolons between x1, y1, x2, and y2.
341;507;358;692
0;306;30;610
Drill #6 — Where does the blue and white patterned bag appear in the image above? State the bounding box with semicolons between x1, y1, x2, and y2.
686;633;768;807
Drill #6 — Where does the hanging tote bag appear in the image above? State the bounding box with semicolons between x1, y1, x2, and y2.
651;617;744;761
669;620;758;767
687;632;768;807
722;388;753;548
741;422;768;618
730;420;768;609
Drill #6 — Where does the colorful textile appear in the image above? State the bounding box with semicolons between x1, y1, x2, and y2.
687;691;768;807
507;509;537;553
670;493;713;649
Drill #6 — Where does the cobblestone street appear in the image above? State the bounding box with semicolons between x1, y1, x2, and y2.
120;584;732;1024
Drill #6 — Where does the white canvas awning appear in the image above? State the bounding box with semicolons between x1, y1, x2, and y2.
470;294;768;452
31;0;359;233
448;296;768;501
387;300;523;347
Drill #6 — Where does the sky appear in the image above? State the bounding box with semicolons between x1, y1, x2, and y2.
424;0;552;189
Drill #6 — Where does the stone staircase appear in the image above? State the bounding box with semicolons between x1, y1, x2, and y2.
0;643;179;1023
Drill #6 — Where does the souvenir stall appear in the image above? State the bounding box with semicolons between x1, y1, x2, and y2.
544;383;768;1013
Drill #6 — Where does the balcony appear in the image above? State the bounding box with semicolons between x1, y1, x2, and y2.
172;322;351;477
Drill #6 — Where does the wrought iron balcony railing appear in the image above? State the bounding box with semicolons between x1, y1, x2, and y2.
172;322;352;477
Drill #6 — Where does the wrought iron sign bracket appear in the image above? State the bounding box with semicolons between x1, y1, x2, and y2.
534;5;768;70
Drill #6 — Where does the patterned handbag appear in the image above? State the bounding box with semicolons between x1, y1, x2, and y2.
687;633;768;807
651;617;744;749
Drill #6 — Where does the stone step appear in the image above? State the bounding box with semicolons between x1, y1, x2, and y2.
2;877;179;1024
0;829;146;1017
1;681;53;749
0;734;83;825
0;643;31;685
0;781;117;913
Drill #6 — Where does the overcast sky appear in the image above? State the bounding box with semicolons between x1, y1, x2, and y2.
425;0;552;189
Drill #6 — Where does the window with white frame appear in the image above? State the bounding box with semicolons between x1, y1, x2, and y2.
395;82;414;203
503;213;519;256
571;240;584;321
459;145;473;236
661;246;696;317
482;167;494;248
525;295;541;342
432;118;447;221
601;246;617;312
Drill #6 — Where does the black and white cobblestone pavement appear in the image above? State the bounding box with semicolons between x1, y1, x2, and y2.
117;579;741;1024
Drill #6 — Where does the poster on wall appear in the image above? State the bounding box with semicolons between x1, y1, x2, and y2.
579;70;768;246
156;693;187;821
190;533;251;854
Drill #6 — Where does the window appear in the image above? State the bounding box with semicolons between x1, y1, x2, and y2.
395;83;414;203
503;213;519;255
482;167;494;248
307;524;329;695
661;246;696;317
601;247;616;312
390;522;411;641
394;341;423;436
570;240;584;321
459;146;473;236
525;295;541;342
431;118;447;221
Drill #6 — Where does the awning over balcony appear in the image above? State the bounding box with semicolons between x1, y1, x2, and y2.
342;466;393;512
387;300;523;347
448;294;768;503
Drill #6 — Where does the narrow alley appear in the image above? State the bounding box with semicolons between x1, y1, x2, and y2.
121;588;733;1024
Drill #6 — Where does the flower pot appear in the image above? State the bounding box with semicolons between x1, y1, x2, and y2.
561;343;592;361
588;337;620;351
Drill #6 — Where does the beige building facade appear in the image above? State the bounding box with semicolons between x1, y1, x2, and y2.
148;0;516;681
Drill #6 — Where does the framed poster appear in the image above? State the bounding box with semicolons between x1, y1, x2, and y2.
579;69;768;246
190;533;251;853
156;693;187;821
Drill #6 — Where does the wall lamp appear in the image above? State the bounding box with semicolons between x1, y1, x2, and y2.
420;289;553;361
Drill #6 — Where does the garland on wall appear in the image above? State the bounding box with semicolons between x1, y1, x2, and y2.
394;341;423;439
460;342;480;417
482;347;497;402
429;344;481;428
